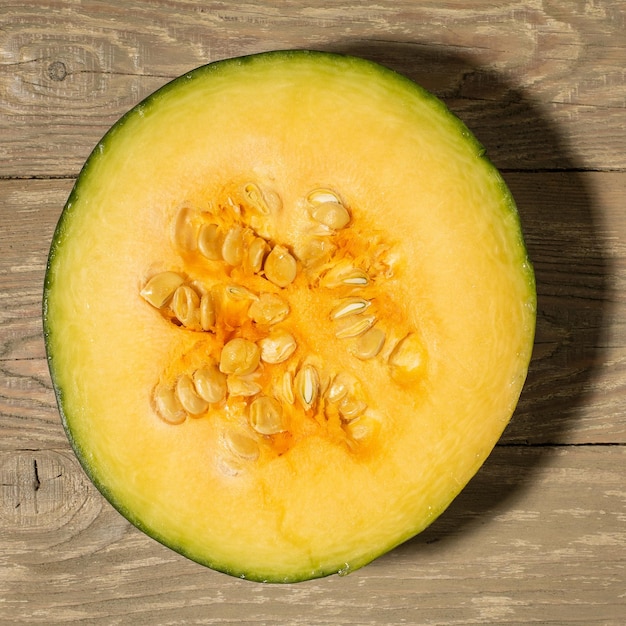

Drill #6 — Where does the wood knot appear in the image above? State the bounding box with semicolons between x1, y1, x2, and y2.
47;60;67;81
0;450;91;531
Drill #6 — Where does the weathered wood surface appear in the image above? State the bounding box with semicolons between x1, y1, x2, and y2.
1;1;624;624
1;446;623;625
1;1;625;176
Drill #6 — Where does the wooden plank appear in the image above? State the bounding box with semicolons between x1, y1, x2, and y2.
2;174;624;445
502;171;626;444
0;357;66;451
0;179;74;361
1;1;624;177
1;445;624;624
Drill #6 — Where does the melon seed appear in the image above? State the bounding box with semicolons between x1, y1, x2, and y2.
295;237;337;268
172;284;201;328
174;207;198;252
311;201;351;231
295;364;319;411
330;297;371;320
322;262;369;288
274;370;295;405
338;397;368;421
249;396;285;435
259;330;297;364
243;182;270;214
224;430;260;461
243;182;282;215
140;271;185;309
344;411;381;445
264;245;297;287
175;374;209;415
219;338;261;376
307;188;342;205
226;375;262;397
200;292;216;330
388;332;426;382
193;365;227;404
222;225;244;266
326;372;358;404
340;271;369;286
248;237;268;273
154;384;186;425
334;314;376;339
247;292;290;325
198;223;223;260
352;326;386;360
225;284;259;301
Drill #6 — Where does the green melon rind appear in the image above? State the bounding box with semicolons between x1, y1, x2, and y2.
42;49;536;583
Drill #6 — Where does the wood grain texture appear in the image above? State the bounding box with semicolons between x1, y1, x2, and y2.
1;1;625;176
1;446;624;624
1;1;624;623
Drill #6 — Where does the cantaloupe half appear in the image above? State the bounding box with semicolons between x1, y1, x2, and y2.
43;50;536;582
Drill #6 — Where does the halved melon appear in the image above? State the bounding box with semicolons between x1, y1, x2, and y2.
43;50;536;582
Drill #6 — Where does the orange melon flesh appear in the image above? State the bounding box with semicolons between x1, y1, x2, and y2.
43;51;536;582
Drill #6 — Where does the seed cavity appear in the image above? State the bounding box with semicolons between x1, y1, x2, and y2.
259;330;297;364
175;374;209;415
219;338;261;376
145;184;413;462
193;365;227;404
295;364;319;411
351;326;386;360
249;396;285;435
140;271;186;309
334;314;376;339
330;297;371;320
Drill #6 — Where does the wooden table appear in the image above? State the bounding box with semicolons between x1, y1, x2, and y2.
1;2;624;624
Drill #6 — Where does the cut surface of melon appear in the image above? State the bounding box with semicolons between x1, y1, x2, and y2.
44;50;536;582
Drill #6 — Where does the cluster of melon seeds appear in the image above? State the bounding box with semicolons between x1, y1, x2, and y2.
140;182;426;473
